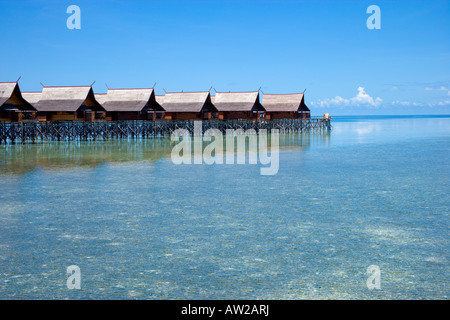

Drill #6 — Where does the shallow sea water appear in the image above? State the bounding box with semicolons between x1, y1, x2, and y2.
0;115;448;299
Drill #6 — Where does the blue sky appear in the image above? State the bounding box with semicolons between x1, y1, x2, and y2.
0;0;449;115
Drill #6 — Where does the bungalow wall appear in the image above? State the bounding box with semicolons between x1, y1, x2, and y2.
39;112;77;121
1;110;37;122
299;112;310;119
145;111;165;121
164;112;204;121
108;111;142;121
222;111;248;120
36;111;104;122
214;112;224;120
265;111;312;120
0;110;14;121
219;111;263;120
265;112;296;120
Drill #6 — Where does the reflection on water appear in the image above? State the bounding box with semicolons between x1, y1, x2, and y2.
331;115;450;145
0;132;331;175
0;139;173;175
0;116;448;299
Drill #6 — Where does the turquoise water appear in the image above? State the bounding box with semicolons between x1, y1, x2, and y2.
0;115;448;299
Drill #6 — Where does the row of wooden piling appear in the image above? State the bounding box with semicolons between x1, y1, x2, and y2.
0;118;331;144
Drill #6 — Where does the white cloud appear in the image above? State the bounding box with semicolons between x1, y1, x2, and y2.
425;86;449;92
391;100;411;106
351;86;383;106
427;100;450;107
390;99;450;108
312;86;450;110
313;87;382;108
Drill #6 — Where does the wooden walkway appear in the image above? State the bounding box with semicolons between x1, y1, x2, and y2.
0;118;331;144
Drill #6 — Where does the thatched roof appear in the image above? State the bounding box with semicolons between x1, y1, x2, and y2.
0;82;36;110
100;88;159;112
262;93;310;112
0;82;17;106
213;91;264;112
22;92;42;105
94;93;108;105
155;95;165;109
162;91;215;112
34;86;104;112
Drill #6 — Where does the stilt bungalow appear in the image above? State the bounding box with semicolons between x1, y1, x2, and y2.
99;87;163;121
33;86;105;121
161;91;216;120
262;93;310;119
0;82;36;122
212;91;265;120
